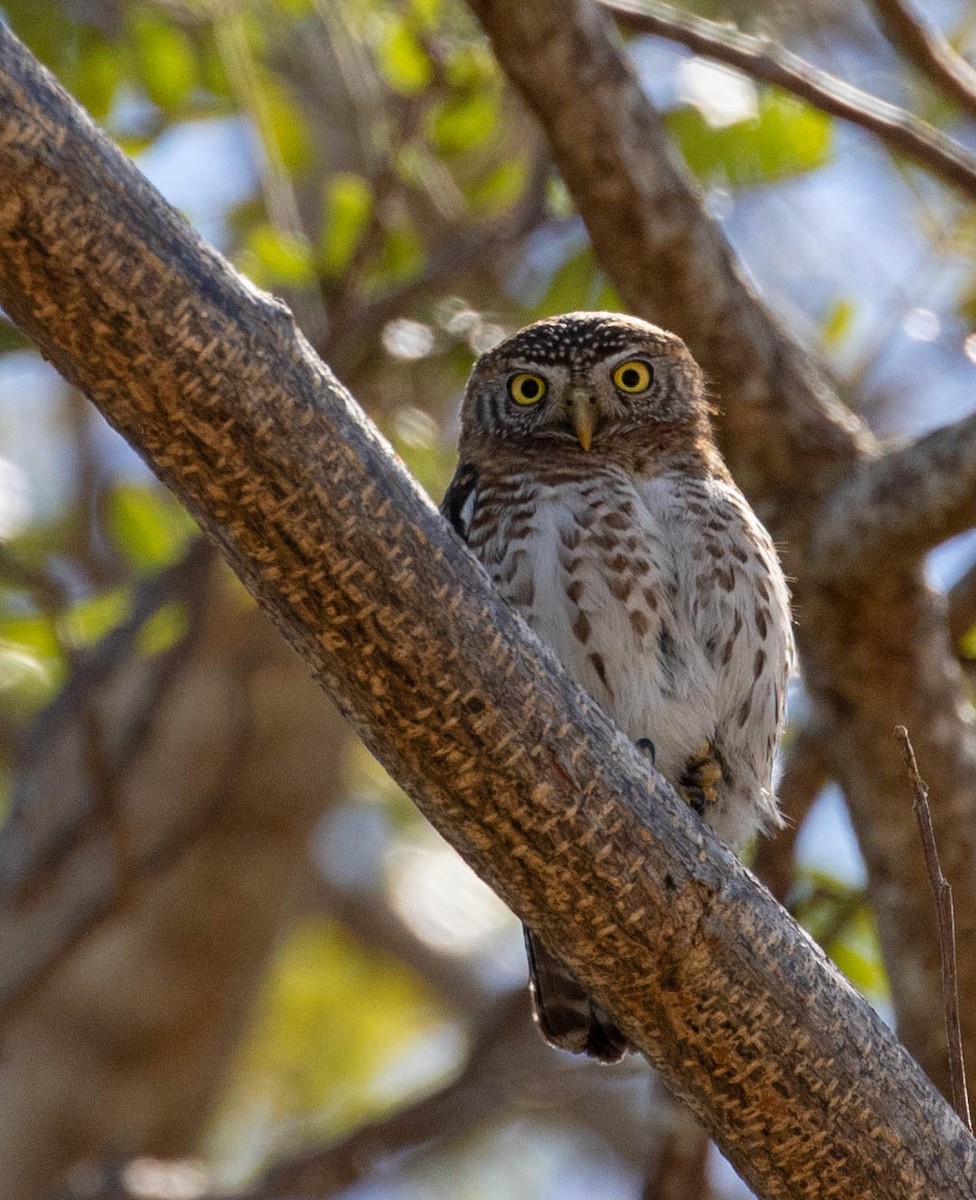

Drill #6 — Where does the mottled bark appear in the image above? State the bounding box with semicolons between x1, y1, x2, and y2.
0;24;973;1200
466;0;976;1104
0;556;350;1200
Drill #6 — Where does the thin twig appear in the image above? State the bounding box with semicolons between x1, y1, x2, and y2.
867;0;976;123
600;0;976;201
895;726;972;1132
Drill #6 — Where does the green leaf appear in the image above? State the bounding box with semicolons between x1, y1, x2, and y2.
70;30;123;121
533;247;618;318
428;92;499;155
320;174;374;278
215;917;443;1137
137;601;190;657
258;78;314;175
242;224;316;287
365;221;424;290
960;625;976;659
666;89;832;186
63;587;130;647
467;157;527;215
129;9;199;111
106;482;197;572
377;18;433;96
823;298;855;346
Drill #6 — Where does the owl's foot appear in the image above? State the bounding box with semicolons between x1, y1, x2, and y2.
635;737;656;765
678;742;723;817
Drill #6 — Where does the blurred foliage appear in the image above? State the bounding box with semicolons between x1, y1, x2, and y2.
3;0;969;1193
666;89;832;186
211;916;447;1177
791;869;889;1004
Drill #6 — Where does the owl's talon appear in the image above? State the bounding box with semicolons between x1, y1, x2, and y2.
636;737;656;765
679;741;723;815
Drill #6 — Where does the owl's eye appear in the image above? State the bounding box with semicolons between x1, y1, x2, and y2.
508;372;547;406
612;360;653;393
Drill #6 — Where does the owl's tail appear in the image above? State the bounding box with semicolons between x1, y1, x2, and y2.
523;927;630;1063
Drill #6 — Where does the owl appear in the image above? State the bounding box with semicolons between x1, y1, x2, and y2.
441;312;793;1061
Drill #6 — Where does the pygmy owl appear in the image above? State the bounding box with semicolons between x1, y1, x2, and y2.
441;312;793;1061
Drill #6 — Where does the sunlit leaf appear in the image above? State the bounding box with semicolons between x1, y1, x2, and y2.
242;224;316;287
63;587;130;647
428;92;499;155
823;298;855;346
214;917;445;1148
960;625;976;659
377;18;432;96
137;601;190;657
258;77;314;174
666;89;832;186
70;31;123;121
467;157;527;215
0;323;31;354
366;221;424;290
533;246;618;318
829;908;889;1000
106;482;197;572
129;9;199;111
320;174;373;278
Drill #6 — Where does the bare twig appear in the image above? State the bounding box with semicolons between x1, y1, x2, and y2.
867;0;976;122
599;0;976;202
896;726;972;1133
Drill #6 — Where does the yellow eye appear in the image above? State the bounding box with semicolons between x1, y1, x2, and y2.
612;360;653;393
508;372;547;406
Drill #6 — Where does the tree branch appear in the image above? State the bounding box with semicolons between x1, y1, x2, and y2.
867;0;976;122
811;408;976;580
0;21;974;1198
600;0;976;202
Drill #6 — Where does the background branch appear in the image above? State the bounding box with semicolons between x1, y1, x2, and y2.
867;0;976;121
601;0;976;201
812;409;976;580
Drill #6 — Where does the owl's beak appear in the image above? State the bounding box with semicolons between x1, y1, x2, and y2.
569;389;597;451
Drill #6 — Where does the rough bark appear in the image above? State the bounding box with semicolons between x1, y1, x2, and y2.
466;0;976;1105
0;23;973;1200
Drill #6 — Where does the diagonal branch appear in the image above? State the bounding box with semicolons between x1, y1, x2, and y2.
811;408;976;581
867;0;976;122
0;21;974;1199
600;0;976;201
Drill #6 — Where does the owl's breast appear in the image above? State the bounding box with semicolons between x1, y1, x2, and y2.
469;472;715;775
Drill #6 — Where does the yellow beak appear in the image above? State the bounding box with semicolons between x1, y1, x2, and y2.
569;390;596;451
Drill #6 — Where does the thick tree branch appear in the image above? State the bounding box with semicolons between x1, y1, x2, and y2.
867;0;976;122
601;0;976;201
812;409;976;580
467;0;976;1106
0;23;973;1199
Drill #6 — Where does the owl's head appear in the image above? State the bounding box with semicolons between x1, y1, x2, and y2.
459;312;708;452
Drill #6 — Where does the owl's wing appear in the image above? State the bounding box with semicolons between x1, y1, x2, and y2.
524;928;630;1063
441;461;630;1062
440;461;479;541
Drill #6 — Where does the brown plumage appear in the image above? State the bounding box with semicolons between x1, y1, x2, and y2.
442;312;793;1062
